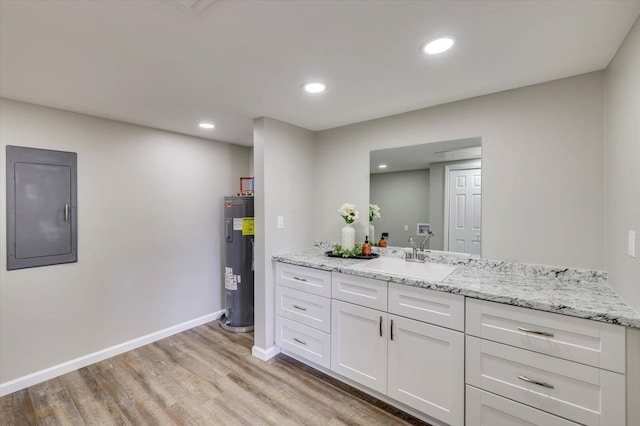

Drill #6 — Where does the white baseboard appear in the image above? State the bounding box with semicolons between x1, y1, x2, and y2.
252;344;280;361
0;310;224;397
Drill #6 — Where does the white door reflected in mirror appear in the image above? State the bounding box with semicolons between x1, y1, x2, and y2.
445;163;481;256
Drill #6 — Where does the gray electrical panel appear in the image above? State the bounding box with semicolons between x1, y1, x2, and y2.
6;146;77;270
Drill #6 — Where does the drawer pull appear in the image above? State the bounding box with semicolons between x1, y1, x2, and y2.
390;319;394;341
518;375;554;389
293;337;307;345
517;327;554;337
292;304;307;311
292;276;307;282
379;316;383;337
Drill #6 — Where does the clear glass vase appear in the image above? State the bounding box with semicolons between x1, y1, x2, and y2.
341;224;356;250
369;223;375;242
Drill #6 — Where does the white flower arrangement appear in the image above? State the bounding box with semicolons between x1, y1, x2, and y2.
338;203;359;224
369;204;381;222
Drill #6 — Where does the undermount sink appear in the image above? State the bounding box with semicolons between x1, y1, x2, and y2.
352;256;457;282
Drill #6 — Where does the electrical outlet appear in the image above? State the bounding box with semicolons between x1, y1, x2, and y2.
629;230;636;258
404;225;409;231
277;216;284;229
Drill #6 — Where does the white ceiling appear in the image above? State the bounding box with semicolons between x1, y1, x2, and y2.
370;137;481;174
1;1;639;147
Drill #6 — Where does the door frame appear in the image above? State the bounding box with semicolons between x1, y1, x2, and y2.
443;160;482;252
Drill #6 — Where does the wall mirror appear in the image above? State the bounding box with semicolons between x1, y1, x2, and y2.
369;137;482;255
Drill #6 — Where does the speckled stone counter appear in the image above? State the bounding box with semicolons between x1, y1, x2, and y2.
272;246;640;328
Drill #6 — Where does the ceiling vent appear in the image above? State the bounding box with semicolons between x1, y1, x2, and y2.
163;0;216;17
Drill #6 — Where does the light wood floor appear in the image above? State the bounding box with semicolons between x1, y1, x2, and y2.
0;321;428;425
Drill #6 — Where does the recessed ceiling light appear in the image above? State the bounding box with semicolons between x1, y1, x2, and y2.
422;37;456;55
378;164;388;169
199;122;215;129
303;82;326;94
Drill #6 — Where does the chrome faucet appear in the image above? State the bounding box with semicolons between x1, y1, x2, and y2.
419;230;434;252
406;232;435;263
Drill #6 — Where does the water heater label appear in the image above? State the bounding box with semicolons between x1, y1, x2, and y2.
225;272;237;290
233;218;243;230
242;217;255;235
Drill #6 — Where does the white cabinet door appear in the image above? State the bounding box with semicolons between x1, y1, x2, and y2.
388;314;464;426
331;299;387;394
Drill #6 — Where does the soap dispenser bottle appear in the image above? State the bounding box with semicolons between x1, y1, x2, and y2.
378;234;387;247
362;236;372;256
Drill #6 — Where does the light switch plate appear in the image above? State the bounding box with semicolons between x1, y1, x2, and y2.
404;225;409;231
629;230;636;258
277;216;284;229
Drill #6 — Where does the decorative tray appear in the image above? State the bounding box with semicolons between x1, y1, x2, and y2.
325;251;380;260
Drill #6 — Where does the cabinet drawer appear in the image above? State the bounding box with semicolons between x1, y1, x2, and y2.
466;336;625;426
388;282;464;331
331;272;387;311
466;386;581;426
276;285;331;333
466;299;625;373
276;316;331;369
275;262;331;297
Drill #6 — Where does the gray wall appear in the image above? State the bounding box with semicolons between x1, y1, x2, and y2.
370;169;430;247
0;99;250;383
253;117;316;354
428;163;445;251
315;72;605;270
604;17;640;311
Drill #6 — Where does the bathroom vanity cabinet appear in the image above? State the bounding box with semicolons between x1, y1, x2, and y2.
277;265;465;425
273;256;635;426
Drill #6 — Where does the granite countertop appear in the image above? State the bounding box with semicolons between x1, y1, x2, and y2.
272;246;640;329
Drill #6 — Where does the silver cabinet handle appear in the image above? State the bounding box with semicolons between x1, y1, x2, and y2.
518;327;554;337
64;204;70;222
379;316;383;337
293;337;307;345
292;276;307;282
292;305;307;311
518;375;554;389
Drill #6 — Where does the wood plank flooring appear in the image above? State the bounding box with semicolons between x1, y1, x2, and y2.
1;321;429;425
